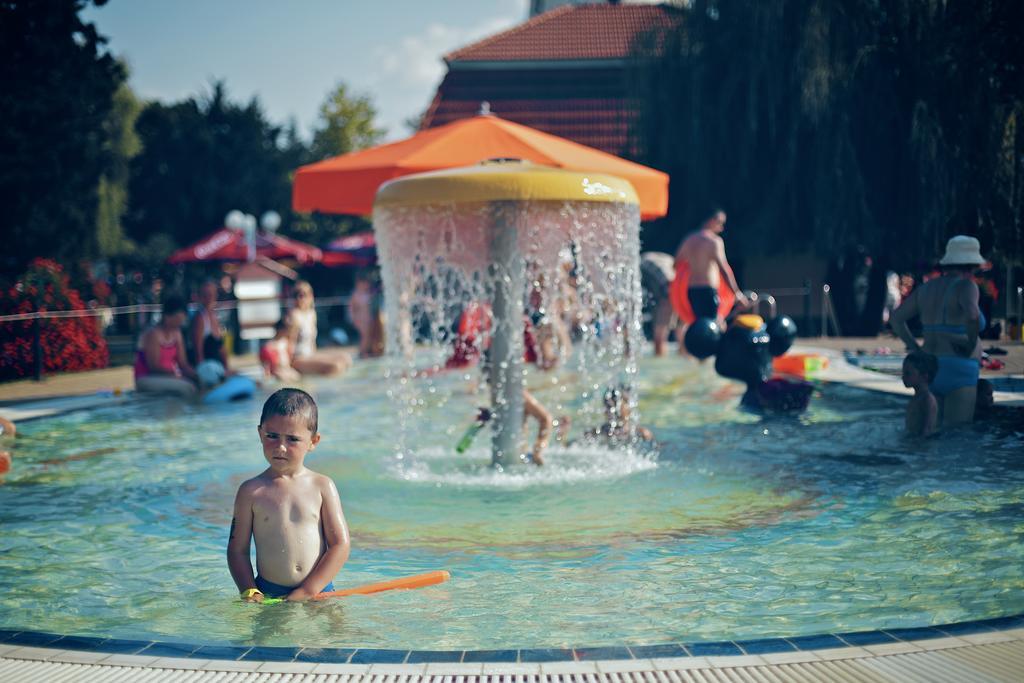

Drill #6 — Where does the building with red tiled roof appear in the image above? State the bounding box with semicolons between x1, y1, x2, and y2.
421;2;682;159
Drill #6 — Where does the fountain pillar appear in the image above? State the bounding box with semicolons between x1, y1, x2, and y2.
487;201;525;467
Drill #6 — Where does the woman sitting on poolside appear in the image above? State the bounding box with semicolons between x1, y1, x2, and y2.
285;281;352;376
134;294;199;398
890;235;985;427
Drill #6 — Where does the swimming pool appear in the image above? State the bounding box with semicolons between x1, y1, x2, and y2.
1;354;1022;651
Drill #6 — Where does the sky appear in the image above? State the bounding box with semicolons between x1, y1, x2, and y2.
82;0;531;142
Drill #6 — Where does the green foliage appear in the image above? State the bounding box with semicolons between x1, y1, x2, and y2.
96;78;142;257
309;83;387;161
633;0;1024;268
289;213;372;250
126;82;296;248
0;0;126;277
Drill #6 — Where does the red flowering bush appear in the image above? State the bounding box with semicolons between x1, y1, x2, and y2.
0;259;109;380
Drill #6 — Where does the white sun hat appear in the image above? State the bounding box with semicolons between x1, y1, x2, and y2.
938;235;985;266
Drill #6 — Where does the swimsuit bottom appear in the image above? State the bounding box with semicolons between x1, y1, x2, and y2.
930;356;980;397
688;286;720;320
255;575;335;599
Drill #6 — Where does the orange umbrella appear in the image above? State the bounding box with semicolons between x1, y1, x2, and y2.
292;114;669;220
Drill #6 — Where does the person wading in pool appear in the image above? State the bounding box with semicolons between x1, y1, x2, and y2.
134;294;199;398
228;388;351;601
675;207;750;329
890;235;985;427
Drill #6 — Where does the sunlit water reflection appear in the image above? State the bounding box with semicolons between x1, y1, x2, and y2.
0;355;1022;649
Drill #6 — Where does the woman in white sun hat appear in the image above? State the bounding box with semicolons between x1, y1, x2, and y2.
890;235;985;427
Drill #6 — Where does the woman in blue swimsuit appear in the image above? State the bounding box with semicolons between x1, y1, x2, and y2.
890;235;985;427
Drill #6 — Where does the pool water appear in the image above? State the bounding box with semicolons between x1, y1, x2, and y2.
1;355;1022;650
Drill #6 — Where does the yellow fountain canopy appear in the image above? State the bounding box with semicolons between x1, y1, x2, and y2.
374;160;640;210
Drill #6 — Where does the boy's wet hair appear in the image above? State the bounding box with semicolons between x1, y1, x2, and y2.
904;350;938;382
260;388;318;433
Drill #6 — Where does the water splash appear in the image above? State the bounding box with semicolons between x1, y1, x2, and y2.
375;199;645;467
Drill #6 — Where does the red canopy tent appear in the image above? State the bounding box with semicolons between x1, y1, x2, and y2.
321;231;376;267
167;228;322;265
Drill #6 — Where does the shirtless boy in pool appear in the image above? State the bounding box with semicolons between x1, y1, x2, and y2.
227;388;351;602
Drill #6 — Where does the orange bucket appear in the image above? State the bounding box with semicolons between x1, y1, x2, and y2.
772;353;829;378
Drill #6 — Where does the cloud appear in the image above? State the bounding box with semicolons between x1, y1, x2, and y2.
369;3;526;137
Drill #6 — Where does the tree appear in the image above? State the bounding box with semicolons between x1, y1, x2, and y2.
126;82;296;251
632;0;1023;270
308;83;386;161
96;76;142;258
0;0;125;279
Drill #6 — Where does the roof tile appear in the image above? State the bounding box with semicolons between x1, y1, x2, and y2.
446;4;682;62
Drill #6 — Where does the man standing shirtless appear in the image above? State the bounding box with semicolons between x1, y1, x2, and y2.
675;208;750;324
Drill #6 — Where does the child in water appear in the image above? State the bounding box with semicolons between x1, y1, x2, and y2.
260;319;301;382
902;351;938;437
582;385;654;445
227;389;351;601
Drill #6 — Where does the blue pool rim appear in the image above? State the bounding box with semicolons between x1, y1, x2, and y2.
2;614;1023;663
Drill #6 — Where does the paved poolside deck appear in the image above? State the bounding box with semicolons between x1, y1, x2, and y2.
3;627;1024;682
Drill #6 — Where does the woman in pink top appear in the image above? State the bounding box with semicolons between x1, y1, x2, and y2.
135;295;198;397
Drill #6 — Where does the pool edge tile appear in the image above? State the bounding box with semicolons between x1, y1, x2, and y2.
424;662;484;675
200;658;267;672
652;656;713;670
836;630;898;647
312;662;371;674
597;657;658;672
293;646;356;663
56;650;113;664
685;641;744;657
759;650;821;664
367;662;428;675
575;646;634;661
240;645;302;662
912;636;971;651
884;627;946;642
191;645;251;661
787;634;847;651
4;646;61;661
462;649;518;663
863;641;924;656
151;656;213;670
705;654;767;668
99;653;163;667
812;646;873;661
347;648;410;664
405;649;464;663
137;641;200;658
735;637;797;655
479;661;542;674
519;647;575;662
92;638;153;655
957;630;1018;646
256;660;319;673
541;660;599;674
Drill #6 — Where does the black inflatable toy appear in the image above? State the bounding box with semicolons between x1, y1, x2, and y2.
683;318;722;360
767;315;798;357
687;312;809;413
